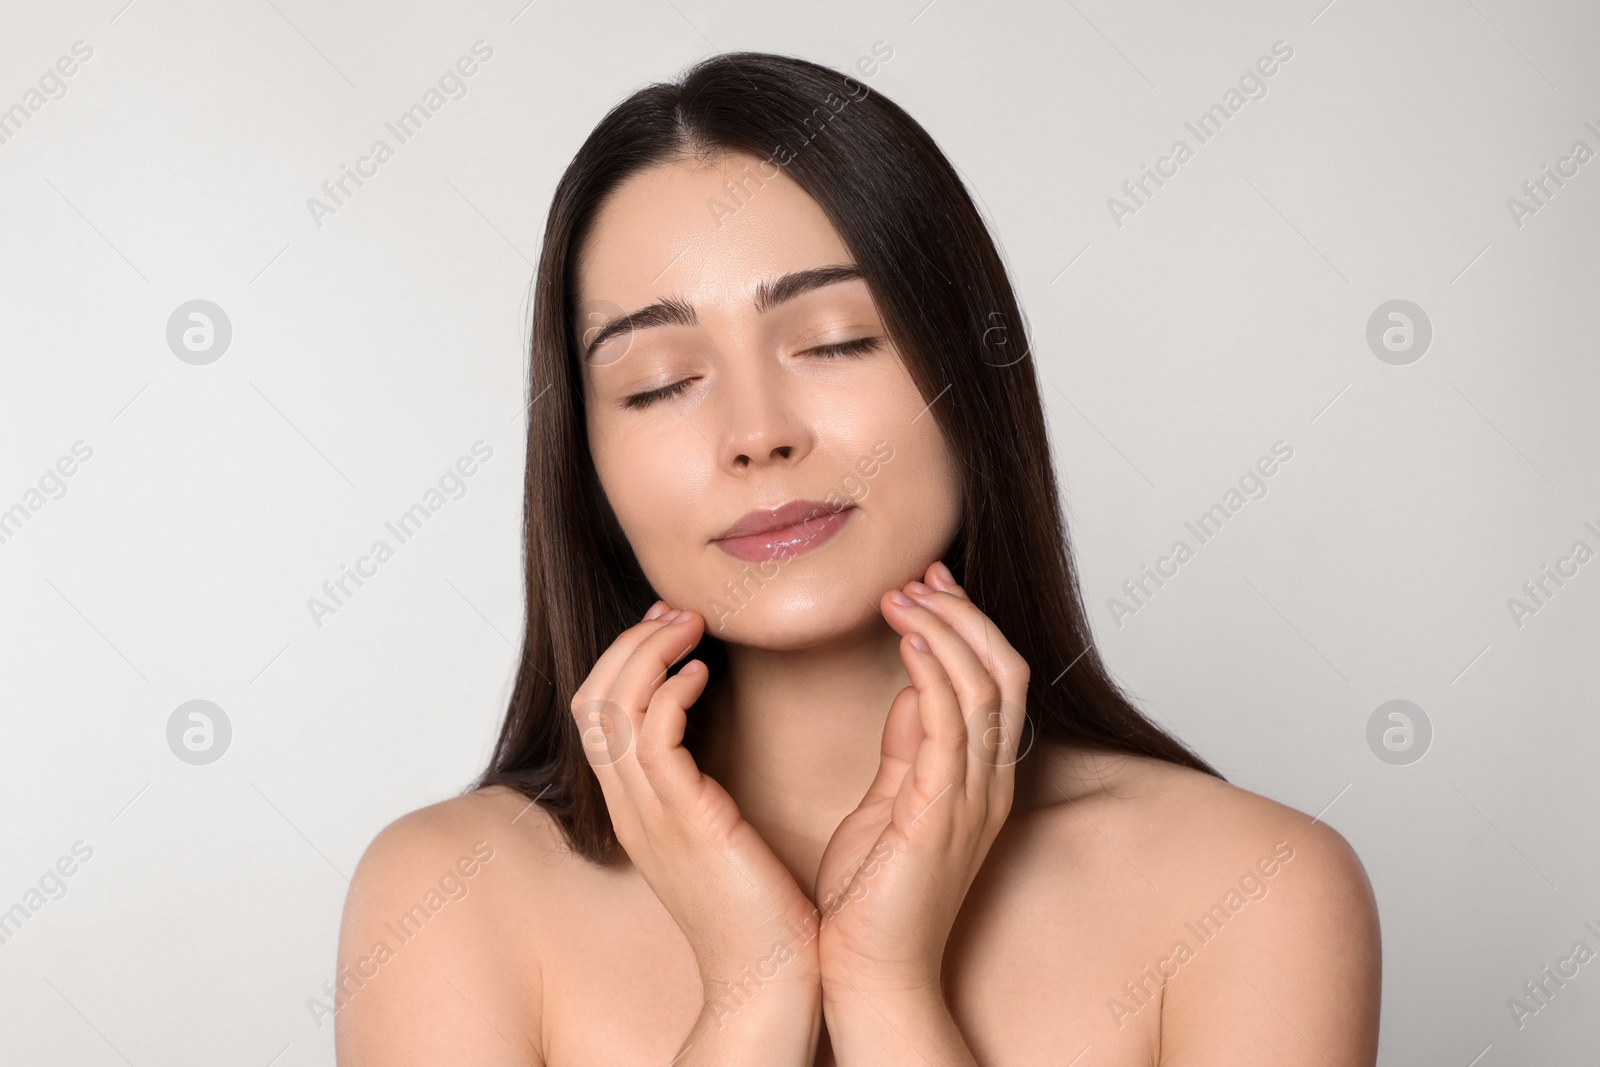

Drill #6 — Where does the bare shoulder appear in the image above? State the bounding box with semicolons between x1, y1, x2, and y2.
1074;752;1383;1065
1027;743;1374;892
333;785;573;1067
1114;755;1375;874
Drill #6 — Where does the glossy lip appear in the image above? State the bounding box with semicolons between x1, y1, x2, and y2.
711;500;856;564
714;499;849;541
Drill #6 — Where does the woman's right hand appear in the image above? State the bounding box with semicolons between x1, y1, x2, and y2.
570;600;823;1006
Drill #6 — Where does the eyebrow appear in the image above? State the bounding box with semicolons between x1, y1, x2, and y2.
581;263;866;361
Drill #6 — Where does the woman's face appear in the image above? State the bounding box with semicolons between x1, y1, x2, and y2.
577;149;964;649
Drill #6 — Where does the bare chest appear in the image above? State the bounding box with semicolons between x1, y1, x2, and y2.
534;820;1168;1066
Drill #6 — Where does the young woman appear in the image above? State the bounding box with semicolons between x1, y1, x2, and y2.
334;51;1381;1066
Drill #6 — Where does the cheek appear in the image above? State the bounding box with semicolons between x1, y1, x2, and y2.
886;427;962;525
827;363;963;548
592;421;715;569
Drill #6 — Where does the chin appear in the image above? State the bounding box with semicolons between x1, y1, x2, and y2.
700;580;882;649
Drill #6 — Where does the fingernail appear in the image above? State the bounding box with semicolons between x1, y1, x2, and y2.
907;580;932;596
909;632;931;653
889;590;914;607
659;608;683;623
644;600;667;620
935;561;956;585
667;609;693;624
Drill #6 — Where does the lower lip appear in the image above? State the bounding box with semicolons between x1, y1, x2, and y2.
714;507;855;563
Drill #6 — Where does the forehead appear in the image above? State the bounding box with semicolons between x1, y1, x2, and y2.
575;150;854;310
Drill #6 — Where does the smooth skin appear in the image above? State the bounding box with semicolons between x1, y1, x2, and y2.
334;149;1381;1066
568;560;1029;1064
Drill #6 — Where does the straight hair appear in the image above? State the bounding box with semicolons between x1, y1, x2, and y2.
474;50;1224;865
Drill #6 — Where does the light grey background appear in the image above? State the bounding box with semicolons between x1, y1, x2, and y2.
2;0;1596;1063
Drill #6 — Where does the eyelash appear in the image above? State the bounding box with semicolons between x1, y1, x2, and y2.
621;336;882;411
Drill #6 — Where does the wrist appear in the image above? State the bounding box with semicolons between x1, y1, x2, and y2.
700;974;821;1042
820;951;941;1004
822;981;974;1066
684;976;823;1067
822;971;945;1013
701;956;821;1026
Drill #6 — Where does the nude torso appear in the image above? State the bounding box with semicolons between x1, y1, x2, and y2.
429;744;1282;1067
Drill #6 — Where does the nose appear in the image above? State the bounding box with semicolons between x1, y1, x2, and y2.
715;359;812;472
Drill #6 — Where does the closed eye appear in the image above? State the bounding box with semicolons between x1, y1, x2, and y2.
805;336;882;359
620;336;882;411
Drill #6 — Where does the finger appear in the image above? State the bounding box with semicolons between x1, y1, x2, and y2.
605;609;706;729
571;607;681;714
598;609;706;796
635;659;713;806
883;590;1000;721
888;623;968;812
569;608;689;816
859;683;923;807
570;689;642;845
902;583;1029;771
888;588;1024;804
903;585;1022;687
925;560;968;600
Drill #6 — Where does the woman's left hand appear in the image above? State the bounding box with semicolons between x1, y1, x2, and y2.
812;559;1031;998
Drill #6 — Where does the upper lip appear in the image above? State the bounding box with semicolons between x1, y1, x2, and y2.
713;499;853;541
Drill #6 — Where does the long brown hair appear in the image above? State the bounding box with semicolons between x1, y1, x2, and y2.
473;50;1224;865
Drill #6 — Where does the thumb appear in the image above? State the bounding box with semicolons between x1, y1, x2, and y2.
861;685;923;806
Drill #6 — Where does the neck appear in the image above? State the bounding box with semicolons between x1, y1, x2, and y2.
689;619;1104;897
695;616;909;892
